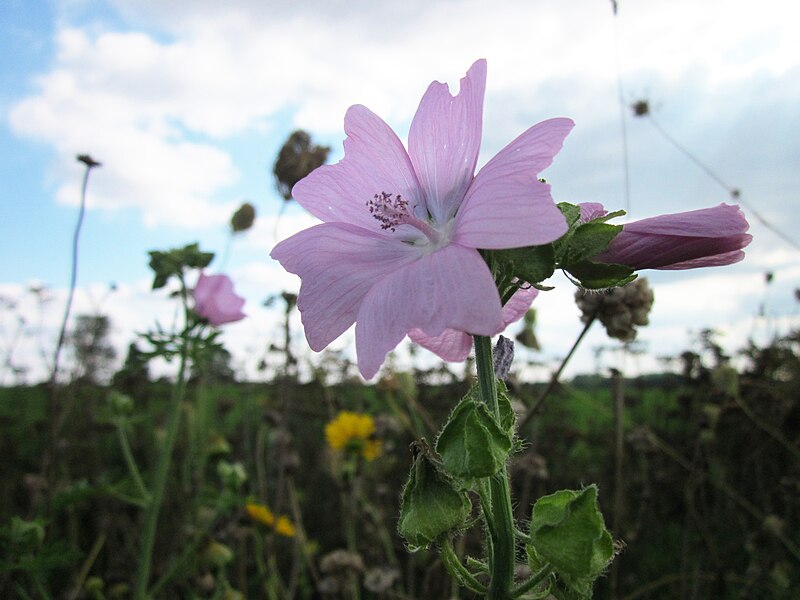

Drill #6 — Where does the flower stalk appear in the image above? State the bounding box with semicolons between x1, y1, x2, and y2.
133;274;192;600
474;335;516;599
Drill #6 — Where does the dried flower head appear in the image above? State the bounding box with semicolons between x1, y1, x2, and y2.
273;130;330;201
575;278;654;342
230;202;256;233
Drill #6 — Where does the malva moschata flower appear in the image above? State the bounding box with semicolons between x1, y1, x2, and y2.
271;59;573;379
193;272;246;326
325;411;381;461
584;202;752;270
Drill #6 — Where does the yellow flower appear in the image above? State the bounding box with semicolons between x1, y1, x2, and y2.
274;515;296;538
246;502;275;527
325;411;381;461
363;439;382;461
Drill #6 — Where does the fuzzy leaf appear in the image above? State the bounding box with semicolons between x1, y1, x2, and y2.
436;396;513;479
529;485;614;596
397;452;471;549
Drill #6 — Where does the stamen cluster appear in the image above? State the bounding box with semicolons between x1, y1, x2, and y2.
366;191;410;232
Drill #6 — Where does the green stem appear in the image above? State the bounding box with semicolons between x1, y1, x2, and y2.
133;278;192;600
473;335;516;600
116;420;150;502
510;564;552;598
441;539;488;595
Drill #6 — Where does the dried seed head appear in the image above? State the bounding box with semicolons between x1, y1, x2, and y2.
575;278;654;342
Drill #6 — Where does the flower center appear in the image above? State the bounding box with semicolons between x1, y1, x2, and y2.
366;192;441;245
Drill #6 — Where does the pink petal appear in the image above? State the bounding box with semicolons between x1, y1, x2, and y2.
409;285;539;362
407;59;487;225
453;118;573;248
500;286;539;325
270;223;420;351
578;202;607;223
655;249;746;270
354;244;502;379
292;105;423;232
620;203;749;237
408;327;473;362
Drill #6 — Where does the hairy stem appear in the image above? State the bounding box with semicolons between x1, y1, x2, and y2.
474;335;516;600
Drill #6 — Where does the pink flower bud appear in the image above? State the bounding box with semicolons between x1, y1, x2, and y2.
193;272;246;326
591;203;752;270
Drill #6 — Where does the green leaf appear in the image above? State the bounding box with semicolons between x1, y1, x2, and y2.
491;244;556;287
565;261;636;290
496;380;516;436
529;485;614;596
559;222;622;266
436;395;513;479
147;244;215;289
397;450;472;550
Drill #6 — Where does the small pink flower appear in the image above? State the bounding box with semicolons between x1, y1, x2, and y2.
587;203;752;270
193;272;246;326
271;59;573;379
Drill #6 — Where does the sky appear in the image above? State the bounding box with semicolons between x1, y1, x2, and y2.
1;0;799;384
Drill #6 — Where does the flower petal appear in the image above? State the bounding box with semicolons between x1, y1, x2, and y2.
653;249;746;270
617;203;749;237
454;118;573;248
355;244;502;379
407;59;487;225
409;285;538;362
408;327;473;362
270;223;420;351
292;105;422;232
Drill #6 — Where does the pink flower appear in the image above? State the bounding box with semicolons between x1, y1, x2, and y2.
588;203;752;270
193;272;246;326
271;59;573;379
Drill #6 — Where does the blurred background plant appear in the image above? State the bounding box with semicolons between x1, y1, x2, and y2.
1;130;798;598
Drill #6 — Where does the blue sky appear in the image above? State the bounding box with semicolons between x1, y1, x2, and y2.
1;0;799;383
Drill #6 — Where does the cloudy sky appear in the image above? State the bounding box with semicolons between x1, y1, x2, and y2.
1;0;798;383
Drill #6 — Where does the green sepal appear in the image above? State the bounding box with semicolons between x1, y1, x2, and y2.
397;449;471;550
528;485;614;597
490;244;556;288
565;261;636;290
436;386;514;479
557;202;582;228
557;221;622;267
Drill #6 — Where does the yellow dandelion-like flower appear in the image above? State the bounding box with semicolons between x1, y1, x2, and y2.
325;411;381;460
246;502;275;527
274;515;296;538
